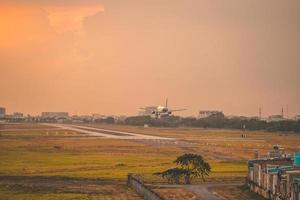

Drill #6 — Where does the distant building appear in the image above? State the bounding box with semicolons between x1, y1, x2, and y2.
0;107;6;118
92;114;107;121
198;111;223;119
267;115;285;122
41;112;69;119
12;112;24;119
294;115;300;121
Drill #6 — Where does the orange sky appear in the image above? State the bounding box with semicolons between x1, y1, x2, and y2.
0;0;300;117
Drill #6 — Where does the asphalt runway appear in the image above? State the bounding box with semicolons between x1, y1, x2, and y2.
45;123;173;140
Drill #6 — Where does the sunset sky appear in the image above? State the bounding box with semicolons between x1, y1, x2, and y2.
0;0;299;117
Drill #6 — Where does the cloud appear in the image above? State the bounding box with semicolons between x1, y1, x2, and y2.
44;4;104;34
0;1;104;65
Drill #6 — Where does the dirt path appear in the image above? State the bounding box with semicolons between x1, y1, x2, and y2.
157;182;243;200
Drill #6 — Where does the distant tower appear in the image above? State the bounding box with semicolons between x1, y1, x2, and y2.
259;106;262;119
281;107;284;118
286;105;289;119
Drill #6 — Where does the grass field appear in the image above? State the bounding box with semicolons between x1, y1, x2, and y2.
0;179;142;200
0;123;299;199
153;187;198;200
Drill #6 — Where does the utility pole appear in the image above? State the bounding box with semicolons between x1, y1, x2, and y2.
259;106;262;119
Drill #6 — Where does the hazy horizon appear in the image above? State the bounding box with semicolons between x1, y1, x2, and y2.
1;0;300;117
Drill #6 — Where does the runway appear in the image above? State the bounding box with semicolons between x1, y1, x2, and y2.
45;123;173;140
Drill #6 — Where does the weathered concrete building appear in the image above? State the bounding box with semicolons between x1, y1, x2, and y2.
198;110;223;119
247;149;300;200
41;112;69;119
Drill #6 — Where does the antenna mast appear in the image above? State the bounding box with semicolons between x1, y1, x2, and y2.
259;106;262;119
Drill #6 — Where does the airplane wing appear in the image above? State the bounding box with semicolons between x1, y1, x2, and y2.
169;109;187;112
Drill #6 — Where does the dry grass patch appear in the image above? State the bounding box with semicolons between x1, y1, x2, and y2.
210;185;267;200
0;123;55;130
0;180;142;200
153;187;198;200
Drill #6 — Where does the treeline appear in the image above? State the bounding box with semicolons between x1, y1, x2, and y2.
123;114;300;132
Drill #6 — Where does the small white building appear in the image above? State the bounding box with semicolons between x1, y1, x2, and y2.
41;112;69;119
198;111;223;119
267;115;285;122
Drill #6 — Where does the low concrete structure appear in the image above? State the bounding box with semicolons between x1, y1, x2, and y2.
247;148;300;200
127;174;163;200
41;112;69;119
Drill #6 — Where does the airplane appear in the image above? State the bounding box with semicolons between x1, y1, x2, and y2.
140;99;186;118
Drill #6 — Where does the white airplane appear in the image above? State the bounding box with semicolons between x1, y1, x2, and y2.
140;99;186;118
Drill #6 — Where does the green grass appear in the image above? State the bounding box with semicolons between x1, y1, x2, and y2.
0;149;246;181
0;125;251;182
0;123;259;200
0;149;175;180
2;122;300;200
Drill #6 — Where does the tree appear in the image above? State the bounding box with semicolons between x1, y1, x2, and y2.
154;167;188;184
104;117;115;124
174;153;211;184
154;153;211;185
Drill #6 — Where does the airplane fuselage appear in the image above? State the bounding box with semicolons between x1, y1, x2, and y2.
140;99;185;118
153;106;171;116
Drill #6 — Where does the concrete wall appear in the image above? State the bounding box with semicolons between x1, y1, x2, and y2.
127;174;164;200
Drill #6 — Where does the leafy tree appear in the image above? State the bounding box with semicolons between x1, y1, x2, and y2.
104;117;115;124
155;153;211;184
174;153;211;184
123;115;300;132
125;116;152;126
154;167;188;184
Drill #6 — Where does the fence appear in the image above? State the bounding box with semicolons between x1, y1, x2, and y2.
127;174;164;200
